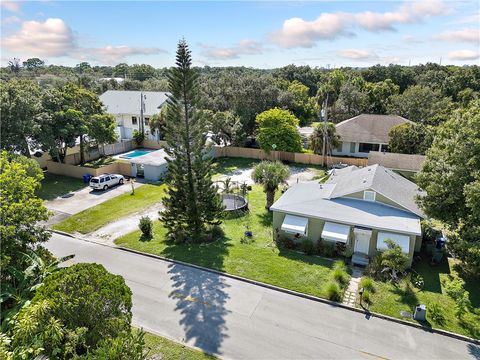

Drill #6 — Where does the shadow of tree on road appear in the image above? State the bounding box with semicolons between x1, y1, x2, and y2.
167;261;230;356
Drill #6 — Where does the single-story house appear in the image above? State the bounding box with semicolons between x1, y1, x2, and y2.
271;164;426;267
128;149;169;182
100;90;169;141
333;114;412;158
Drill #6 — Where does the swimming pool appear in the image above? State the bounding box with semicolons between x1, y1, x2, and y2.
119;149;155;159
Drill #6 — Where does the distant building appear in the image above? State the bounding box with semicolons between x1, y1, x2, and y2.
100;90;169;141
333;114;412;158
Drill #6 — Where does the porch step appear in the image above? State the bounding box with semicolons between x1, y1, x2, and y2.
352;252;370;267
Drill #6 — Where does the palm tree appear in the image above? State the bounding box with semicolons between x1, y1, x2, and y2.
149;105;167;140
252;161;290;209
309;122;341;157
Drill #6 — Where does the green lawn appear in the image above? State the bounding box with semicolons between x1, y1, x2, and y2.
143;331;215;360
116;184;336;298
37;172;86;200
362;257;480;339
53;184;167;234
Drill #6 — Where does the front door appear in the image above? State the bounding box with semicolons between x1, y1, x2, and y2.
136;164;145;178
354;230;371;255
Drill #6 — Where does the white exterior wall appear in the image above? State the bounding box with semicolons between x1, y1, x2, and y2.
112;113;159;141
144;163;168;181
332;141;387;158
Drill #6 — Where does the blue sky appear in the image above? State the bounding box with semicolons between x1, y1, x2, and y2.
1;1;479;68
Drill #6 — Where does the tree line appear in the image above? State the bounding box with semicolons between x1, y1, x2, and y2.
2;59;479;153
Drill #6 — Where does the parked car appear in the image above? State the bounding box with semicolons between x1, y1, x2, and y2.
89;174;124;190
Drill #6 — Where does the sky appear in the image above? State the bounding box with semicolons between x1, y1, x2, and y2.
1;0;479;68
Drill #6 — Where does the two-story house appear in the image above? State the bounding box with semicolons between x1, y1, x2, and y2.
271;164;425;267
99;90;169;141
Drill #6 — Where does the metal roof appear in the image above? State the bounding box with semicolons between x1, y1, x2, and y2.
335;114;412;144
100;90;169;116
326;164;425;217
271;181;422;236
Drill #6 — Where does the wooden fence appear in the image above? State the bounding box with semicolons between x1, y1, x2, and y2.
143;139;168;149
46;160;132;179
214;146;368;167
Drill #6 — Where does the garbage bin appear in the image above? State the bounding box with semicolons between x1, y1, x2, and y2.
83;174;93;184
414;304;426;321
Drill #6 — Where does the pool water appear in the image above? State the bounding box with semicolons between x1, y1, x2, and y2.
120;149;154;159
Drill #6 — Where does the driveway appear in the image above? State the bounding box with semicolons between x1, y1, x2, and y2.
46;233;478;360
215;165;322;187
44;181;144;223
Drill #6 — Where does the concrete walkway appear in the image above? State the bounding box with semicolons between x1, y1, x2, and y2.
46;233;479;360
342;267;364;307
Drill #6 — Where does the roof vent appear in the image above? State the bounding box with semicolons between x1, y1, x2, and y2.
319;184;323;189
363;178;367;183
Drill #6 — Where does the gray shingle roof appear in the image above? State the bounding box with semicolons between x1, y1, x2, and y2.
271;181;422;235
100;90;169;116
326;164;425;217
368;152;426;172
335;114;412;144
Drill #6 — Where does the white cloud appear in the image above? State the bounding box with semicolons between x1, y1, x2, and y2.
270;0;449;48
201;40;264;59
2;18;75;57
448;50;480;60
336;49;375;60
78;45;166;64
434;28;480;43
1;1;21;13
1;18;166;63
1;15;21;26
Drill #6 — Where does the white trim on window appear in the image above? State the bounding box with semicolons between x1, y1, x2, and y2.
363;190;376;201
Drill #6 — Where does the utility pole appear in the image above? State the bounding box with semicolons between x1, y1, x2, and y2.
140;92;146;137
322;92;329;167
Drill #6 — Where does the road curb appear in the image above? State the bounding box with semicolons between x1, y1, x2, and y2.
116;246;479;345
50;229;76;238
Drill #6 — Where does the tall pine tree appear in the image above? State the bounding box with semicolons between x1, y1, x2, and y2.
161;39;223;242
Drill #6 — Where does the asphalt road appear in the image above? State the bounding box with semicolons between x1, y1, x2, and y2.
46;233;479;360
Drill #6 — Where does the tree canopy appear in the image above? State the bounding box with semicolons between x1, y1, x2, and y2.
255;108;303;153
161;39;224;242
416;100;480;272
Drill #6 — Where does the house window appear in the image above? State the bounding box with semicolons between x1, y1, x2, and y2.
358;143;380;153
132;116;138;125
363;190;376;201
336;142;343;152
144;117;150;125
350;142;356;153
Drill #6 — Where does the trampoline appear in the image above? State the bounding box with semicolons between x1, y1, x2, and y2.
221;193;248;212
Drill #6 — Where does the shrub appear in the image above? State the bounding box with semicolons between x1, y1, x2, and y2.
325;281;342;302
281;237;296;250
132;129;145;146
138;216;153;238
333;260;347;272
361;289;371;304
359;277;375;293
428;302;446;325
301;239;315;255
333;268;349;287
209;225;225;241
323;241;335;258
